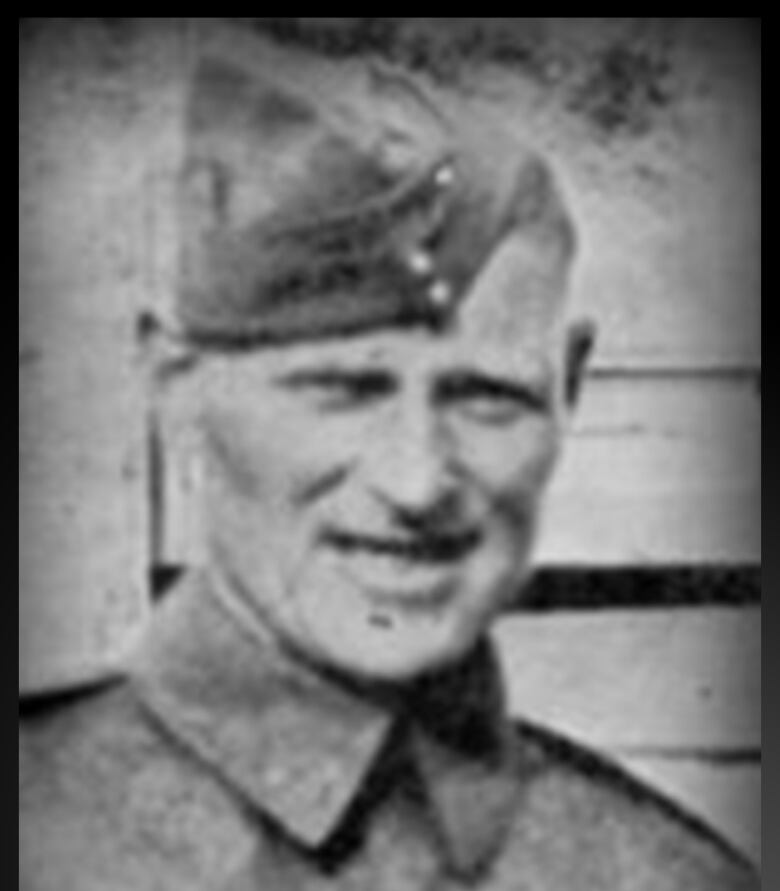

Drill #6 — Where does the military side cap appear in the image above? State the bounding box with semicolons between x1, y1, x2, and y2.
175;50;575;348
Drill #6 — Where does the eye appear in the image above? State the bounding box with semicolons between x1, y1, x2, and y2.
440;375;549;426
277;369;395;411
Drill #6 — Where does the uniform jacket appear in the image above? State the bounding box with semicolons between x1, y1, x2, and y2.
20;571;759;890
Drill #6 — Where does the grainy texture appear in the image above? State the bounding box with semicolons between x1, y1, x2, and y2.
494;607;760;751
20;575;760;886
199;18;761;368
160;372;761;567
541;373;760;564
19;20;158;689
616;757;760;867
493;606;761;861
19;22;760;861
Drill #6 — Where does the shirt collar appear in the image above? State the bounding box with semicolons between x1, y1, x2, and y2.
132;570;393;847
131;570;525;875
405;645;527;878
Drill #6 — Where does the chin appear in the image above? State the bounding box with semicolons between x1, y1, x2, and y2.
312;617;481;686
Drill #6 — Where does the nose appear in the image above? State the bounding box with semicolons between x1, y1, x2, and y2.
362;401;460;524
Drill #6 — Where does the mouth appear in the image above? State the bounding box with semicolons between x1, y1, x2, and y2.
323;528;481;564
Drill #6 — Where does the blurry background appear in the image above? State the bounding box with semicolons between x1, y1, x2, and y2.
19;18;760;863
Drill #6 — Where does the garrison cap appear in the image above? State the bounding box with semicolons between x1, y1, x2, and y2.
176;50;575;348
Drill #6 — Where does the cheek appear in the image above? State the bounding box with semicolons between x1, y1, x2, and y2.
457;425;560;614
202;406;287;506
457;419;561;511
200;401;354;521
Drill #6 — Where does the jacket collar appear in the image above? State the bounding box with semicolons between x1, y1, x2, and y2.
131;570;525;877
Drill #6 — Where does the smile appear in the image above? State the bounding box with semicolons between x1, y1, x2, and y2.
323;529;481;563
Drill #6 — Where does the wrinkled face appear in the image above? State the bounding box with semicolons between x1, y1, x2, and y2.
188;237;585;682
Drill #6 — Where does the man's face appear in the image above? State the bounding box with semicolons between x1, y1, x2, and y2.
190;237;584;682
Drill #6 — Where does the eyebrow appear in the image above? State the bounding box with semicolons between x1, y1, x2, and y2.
273;365;397;392
435;369;552;408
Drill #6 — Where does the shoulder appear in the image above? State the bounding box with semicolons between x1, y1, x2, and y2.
20;676;160;804
20;678;254;891
506;720;759;891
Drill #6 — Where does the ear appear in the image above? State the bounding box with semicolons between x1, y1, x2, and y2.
563;318;595;409
137;313;205;570
137;311;200;390
138;311;203;471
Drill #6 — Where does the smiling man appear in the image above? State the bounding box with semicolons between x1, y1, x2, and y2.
196;249;570;687
20;47;758;890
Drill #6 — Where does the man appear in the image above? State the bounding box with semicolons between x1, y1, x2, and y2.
20;46;758;890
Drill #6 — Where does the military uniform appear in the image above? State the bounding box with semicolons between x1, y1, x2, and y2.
21;571;757;890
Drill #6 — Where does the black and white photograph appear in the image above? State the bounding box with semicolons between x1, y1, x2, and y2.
19;18;761;889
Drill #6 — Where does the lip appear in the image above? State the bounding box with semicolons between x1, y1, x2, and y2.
362;577;456;612
323;528;482;563
322;527;480;607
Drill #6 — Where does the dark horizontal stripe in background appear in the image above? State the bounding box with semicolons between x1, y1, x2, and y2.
152;565;760;608
520;566;760;610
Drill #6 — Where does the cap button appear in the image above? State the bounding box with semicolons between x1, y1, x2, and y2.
433;162;455;189
406;248;435;277
428;279;453;308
